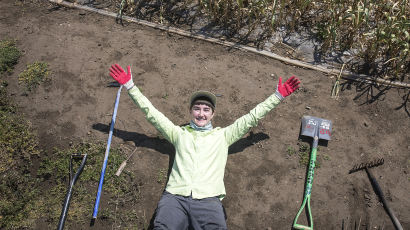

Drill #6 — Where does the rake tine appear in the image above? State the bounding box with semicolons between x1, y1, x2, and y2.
349;158;384;174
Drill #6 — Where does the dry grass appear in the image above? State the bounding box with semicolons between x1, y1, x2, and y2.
116;0;409;81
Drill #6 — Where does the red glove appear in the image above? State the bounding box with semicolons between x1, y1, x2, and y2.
275;76;300;100
109;64;134;90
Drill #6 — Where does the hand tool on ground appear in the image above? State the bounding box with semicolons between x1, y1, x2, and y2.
92;85;123;223
115;146;138;176
349;158;403;230
293;116;332;230
57;153;87;230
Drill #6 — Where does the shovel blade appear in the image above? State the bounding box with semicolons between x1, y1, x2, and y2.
301;116;332;140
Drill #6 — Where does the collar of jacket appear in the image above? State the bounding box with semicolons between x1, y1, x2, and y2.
189;120;213;132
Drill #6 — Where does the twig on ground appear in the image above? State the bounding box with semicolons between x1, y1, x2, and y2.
332;63;345;99
115;146;138;176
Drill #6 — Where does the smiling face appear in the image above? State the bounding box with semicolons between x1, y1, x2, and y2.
190;103;214;127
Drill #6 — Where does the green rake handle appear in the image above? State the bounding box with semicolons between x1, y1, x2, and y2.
293;147;317;230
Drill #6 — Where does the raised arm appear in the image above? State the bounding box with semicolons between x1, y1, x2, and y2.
224;76;300;146
109;64;181;144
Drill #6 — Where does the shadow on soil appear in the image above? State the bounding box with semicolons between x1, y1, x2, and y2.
396;90;410;116
340;80;410;117
92;123;270;156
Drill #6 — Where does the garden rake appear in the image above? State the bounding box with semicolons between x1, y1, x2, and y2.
293;116;332;230
349;158;403;230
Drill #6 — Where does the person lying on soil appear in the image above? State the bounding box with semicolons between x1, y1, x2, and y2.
109;64;300;230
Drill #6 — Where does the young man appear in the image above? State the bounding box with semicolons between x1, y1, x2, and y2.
109;64;300;230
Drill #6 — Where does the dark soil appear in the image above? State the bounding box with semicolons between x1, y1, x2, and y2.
1;0;409;229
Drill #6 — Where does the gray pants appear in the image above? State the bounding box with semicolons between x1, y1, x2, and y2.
153;191;227;230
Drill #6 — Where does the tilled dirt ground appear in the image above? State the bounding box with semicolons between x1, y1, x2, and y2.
1;0;409;229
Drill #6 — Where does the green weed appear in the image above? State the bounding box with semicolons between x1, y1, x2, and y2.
286;145;296;155
298;143;310;166
297;143;321;168
0;81;39;175
37;142;140;228
0;80;41;228
0;39;21;74
0;49;36;229
0;50;142;228
18;61;50;92
0;80;14;112
0;91;141;228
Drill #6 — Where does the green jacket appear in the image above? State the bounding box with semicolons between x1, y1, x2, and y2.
128;86;281;199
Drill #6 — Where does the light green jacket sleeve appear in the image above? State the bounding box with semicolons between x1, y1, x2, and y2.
224;93;281;146
128;86;181;144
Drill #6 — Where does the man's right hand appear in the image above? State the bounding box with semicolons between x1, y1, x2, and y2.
109;64;135;90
